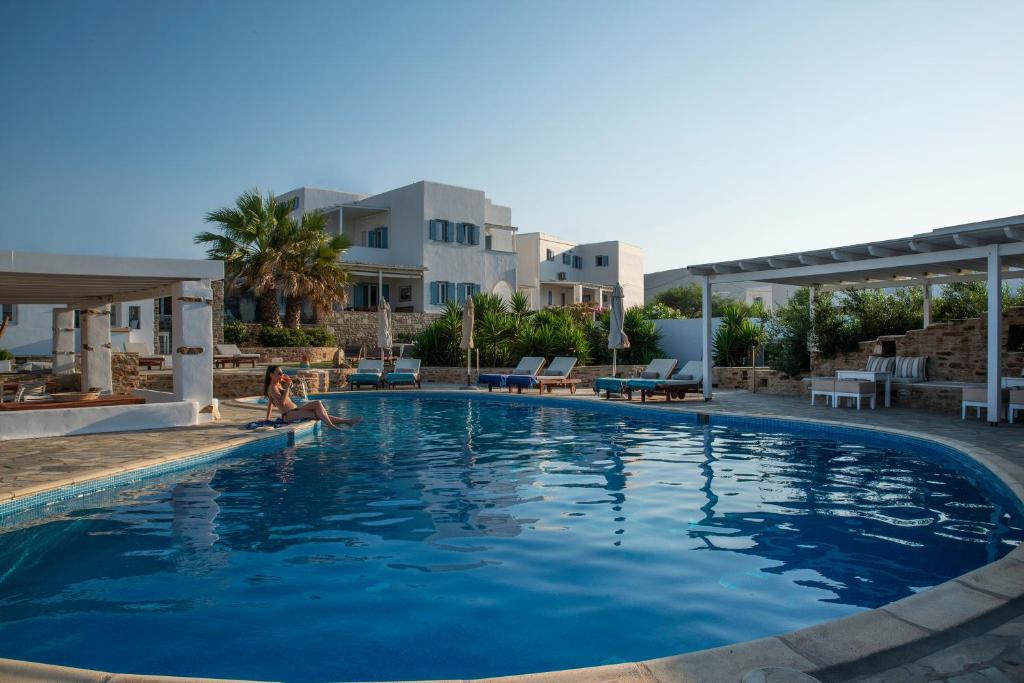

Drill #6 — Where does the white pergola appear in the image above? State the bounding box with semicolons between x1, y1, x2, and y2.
0;251;224;439
687;214;1024;425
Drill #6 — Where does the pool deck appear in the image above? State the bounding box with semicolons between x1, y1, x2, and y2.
2;388;1024;683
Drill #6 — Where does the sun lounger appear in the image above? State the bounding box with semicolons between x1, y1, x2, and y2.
478;357;545;391
507;356;580;394
214;343;260;368
595;358;678;400
124;342;165;369
385;358;422;389
348;359;385;390
624;359;682;402
629;360;701;402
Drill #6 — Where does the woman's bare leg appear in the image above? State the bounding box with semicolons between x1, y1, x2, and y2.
329;413;363;426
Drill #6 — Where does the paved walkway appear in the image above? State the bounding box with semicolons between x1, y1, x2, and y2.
2;388;1024;682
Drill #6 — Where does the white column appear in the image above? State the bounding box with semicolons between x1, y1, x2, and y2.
172;280;214;420
51;308;76;376
702;276;713;400
572;283;583;304
81;305;112;393
923;282;932;329
987;245;1002;425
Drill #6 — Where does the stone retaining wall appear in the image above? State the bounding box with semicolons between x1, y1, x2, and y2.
112;352;141;394
813;306;1024;382
714;367;805;396
235;346;339;364
322;311;439;348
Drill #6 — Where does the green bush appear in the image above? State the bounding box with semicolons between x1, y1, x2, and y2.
303;327;338;347
256;325;337;347
590;306;663;365
653;283;736;318
764;288;812;377
223;320;249;345
0;348;12;361
712;303;765;367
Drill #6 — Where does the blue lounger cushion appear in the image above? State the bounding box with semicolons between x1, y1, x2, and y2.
386;372;419;385
506;375;540;388
349;372;382;385
594;377;627;393
625;378;663;391
478;373;507;387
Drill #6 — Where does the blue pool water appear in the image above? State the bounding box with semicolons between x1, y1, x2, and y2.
0;396;1021;682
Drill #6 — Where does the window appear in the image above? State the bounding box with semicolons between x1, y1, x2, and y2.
399;286;412;302
753;296;764;307
485;234;493;250
0;304;16;325
128;305;141;330
430;281;458;305
546;249;554;261
109;307;118;327
466;224;480;245
547;290;553;306
365;226;388;249
429;219;451;241
455;282;481;303
562;253;572;265
582;294;592;303
572;255;583;269
561;292;566;306
595;255;609;267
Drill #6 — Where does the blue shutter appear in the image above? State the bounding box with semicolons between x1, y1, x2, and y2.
430;282;439;305
354;285;365;308
444;221;455;242
456;223;466;243
470;225;480;245
473;284;481;295
456;282;466;304
379;227;388;249
446;282;456;303
429;220;439;241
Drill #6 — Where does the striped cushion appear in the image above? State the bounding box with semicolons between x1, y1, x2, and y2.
893;356;926;380
865;355;895;373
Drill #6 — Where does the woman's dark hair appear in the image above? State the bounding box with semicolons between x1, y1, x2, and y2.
263;365;281;397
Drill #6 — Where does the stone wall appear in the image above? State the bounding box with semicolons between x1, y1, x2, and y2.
112;352;141;394
236;346;339;364
322;311;440;348
212;280;225;344
812;306;1024;382
714;367;805;396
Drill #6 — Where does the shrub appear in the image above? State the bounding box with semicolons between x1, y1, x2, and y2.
303;327;338;347
765;288;811;377
223;320;249;345
653;283;736;318
642;301;683;319
0;348;11;361
712;303;765;367
590;306;663;365
258;326;309;347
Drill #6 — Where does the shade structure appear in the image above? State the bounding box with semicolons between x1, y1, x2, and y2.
461;296;475;385
608;283;630;377
377;298;392;359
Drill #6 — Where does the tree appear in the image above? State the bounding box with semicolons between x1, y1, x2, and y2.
277;211;352;328
653;283;735;318
196;189;292;327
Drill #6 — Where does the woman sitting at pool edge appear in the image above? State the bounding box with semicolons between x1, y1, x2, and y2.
264;365;363;429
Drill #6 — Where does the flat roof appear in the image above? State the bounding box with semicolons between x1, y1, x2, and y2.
0;250;223;304
686;214;1024;290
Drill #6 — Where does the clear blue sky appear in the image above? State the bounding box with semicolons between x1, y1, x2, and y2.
1;0;1021;274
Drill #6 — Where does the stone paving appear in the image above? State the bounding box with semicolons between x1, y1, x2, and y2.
2;388;1024;682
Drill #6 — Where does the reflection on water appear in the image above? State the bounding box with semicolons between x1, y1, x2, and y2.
0;397;1020;682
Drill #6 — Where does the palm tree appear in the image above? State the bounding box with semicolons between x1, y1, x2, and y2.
195;189;291;328
278;211;352;328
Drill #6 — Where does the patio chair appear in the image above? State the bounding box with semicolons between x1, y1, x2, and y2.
385;358;422;389
348;359;385;390
124;342;165;369
962;385;1010;420
478;357;545;392
810;378;835;407
507;356;580;394
1009;390;1024;424
215;343;260;368
623;359;682;402
630;360;702;402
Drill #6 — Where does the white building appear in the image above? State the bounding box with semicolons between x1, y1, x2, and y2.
1;300;155;356
645;267;798;311
277;181;518;313
515;234;644;310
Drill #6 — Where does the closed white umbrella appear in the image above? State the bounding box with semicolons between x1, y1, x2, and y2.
461;295;475;386
377;297;392;362
608;283;630;377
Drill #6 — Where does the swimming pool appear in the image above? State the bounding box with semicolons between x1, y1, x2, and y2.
0;394;1020;682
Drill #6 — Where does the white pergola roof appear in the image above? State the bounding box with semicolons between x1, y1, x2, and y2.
0;251;224;305
687;214;1024;290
